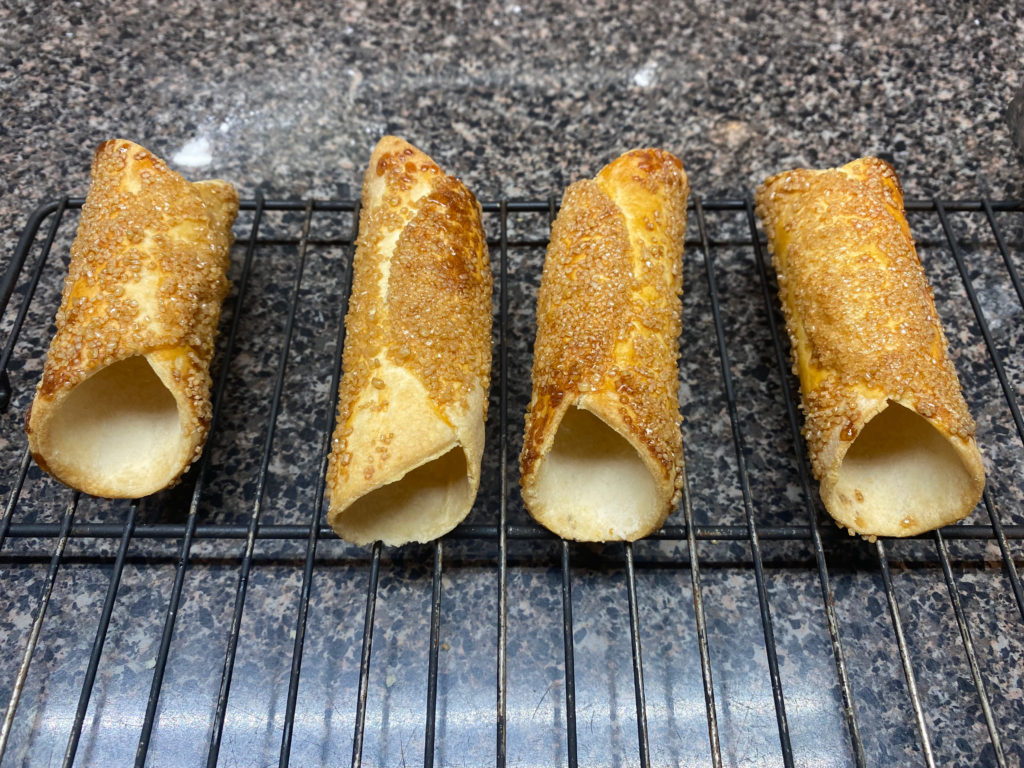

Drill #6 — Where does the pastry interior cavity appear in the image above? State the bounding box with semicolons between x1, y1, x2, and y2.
342;446;470;543
534;406;658;537
834;400;976;522
45;355;182;492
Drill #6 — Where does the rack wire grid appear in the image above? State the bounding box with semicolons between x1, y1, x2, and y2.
0;193;1021;768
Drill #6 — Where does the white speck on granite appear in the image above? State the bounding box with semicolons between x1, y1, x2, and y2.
172;136;212;168
633;60;657;88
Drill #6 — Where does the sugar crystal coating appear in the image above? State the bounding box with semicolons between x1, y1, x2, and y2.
388;177;492;410
754;156;975;483
521;148;688;505
29;140;236;484
327;139;491;495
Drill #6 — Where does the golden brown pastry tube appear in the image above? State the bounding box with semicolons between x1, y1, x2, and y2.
326;136;492;546
755;156;985;538
520;148;688;541
26;139;237;498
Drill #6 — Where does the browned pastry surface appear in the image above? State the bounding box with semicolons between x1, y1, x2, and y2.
326;136;492;545
27;139;237;497
755;156;984;537
520;148;688;541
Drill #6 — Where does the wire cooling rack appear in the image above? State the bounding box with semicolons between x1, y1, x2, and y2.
0;195;1021;768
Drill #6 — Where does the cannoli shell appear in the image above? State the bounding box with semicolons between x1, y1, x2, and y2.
520;148;688;541
755;156;985;537
26;139;237;498
326;136;492;546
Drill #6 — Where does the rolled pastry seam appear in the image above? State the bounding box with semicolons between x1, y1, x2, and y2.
26;139;238;498
520;148;688;541
326;136;492;546
755;156;985;538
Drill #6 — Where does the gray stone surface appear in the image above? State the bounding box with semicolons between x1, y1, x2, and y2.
0;1;1023;766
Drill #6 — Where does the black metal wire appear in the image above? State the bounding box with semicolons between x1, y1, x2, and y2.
679;447;723;768
982;199;1024;310
0;202;63;314
62;501;138;768
933;529;1007;767
0;197;68;412
1;519;1022;546
0;201;63;398
560;540;579;768
0;450;32;552
933;201;1024;621
496;199;509;768
0;199;66;410
350;540;382;768
0;196;1022;767
545;194;580;768
278;202;359;768
0;490;78;762
624;542;651;768
694;196;794;767
875;540;937;768
424;541;444;768
134;193;268;768
744;198;866;767
979;490;1024;620
206;201;316;767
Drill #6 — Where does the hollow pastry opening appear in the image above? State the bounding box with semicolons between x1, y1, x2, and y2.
341;446;470;544
45;355;183;496
834;401;977;530
533;406;659;539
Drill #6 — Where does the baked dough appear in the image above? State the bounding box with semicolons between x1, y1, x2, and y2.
326;136;492;546
755;156;985;537
520;148;688;541
26;139;237;498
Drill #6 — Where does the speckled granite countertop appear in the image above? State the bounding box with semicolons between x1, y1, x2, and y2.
1;2;1023;767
